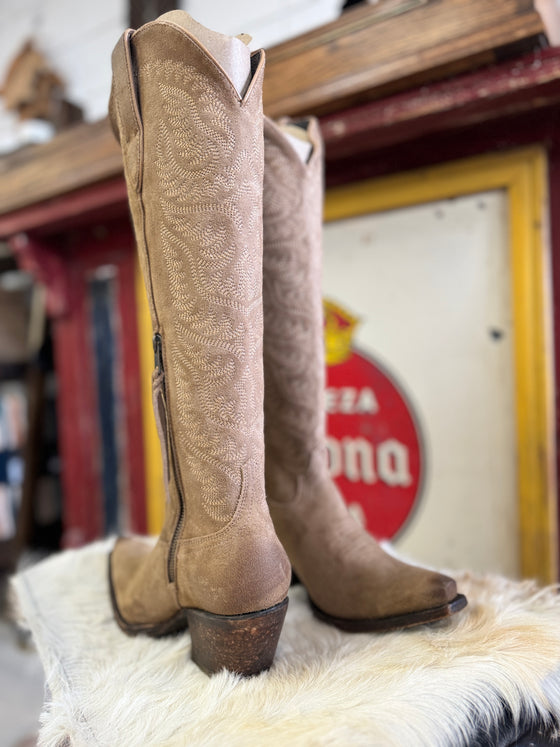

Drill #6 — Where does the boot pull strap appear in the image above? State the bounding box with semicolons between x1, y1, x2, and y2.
110;29;143;192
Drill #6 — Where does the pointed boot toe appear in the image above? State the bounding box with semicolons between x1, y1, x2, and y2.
401;567;459;611
424;572;468;620
377;569;468;630
436;572;460;605
304;527;468;633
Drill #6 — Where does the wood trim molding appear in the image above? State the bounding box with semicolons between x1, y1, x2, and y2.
321;48;560;163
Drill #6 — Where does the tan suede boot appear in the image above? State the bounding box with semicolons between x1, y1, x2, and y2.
107;12;291;676
262;116;467;632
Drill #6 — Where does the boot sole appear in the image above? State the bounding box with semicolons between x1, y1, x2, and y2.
107;553;289;676
310;593;468;633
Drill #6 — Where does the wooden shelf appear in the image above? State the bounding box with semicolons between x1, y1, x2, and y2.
0;119;123;220
0;0;549;223
264;0;546;117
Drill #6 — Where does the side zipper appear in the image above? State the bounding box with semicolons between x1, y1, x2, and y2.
153;333;185;584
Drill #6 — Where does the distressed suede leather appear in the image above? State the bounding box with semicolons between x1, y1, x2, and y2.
263;117;460;621
108;13;290;624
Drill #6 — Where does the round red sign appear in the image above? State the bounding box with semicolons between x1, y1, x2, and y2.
324;299;424;540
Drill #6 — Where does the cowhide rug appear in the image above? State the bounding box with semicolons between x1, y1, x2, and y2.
10;539;560;746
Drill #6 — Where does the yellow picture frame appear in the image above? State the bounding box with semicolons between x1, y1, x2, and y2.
324;147;557;584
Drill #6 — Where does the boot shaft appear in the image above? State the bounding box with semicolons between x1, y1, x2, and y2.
110;18;267;540
263;117;326;481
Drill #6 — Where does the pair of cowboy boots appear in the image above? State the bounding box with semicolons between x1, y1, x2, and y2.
108;11;466;677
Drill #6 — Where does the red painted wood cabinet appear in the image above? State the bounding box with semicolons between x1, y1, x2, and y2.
9;218;147;544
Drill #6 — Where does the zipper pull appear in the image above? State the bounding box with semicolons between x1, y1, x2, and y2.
153;333;164;373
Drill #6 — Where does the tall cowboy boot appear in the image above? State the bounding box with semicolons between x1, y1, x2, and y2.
107;12;290;676
262;116;467;632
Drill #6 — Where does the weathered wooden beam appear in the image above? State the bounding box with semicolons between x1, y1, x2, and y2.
322;47;560;162
0;0;549;220
0;177;127;238
263;0;546;117
0;119;122;217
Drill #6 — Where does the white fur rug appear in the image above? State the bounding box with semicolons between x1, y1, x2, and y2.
10;539;560;747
